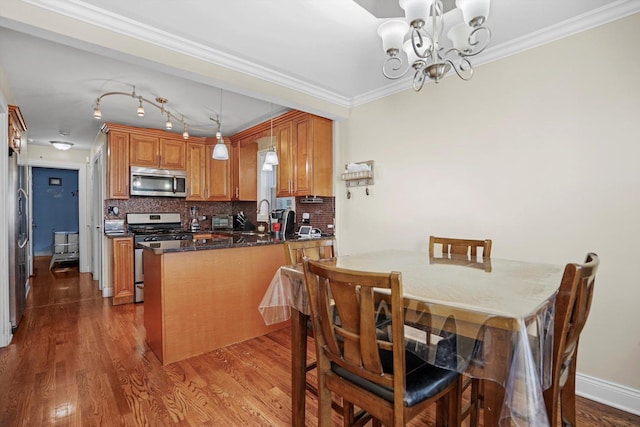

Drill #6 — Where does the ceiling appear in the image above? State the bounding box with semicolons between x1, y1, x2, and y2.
0;0;637;151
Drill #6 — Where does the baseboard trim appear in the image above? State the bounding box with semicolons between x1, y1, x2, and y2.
577;373;640;416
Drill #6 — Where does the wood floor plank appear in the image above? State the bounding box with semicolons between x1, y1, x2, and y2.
0;256;637;426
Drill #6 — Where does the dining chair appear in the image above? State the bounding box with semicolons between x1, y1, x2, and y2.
428;235;492;426
283;238;338;410
284;238;336;266
544;253;599;426
429;236;492;272
303;258;461;427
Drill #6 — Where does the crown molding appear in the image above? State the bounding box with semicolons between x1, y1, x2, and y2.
22;0;353;108
22;0;640;110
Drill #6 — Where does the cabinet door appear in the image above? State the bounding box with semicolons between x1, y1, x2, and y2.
130;134;159;167
205;141;232;201
160;138;186;170
238;138;258;200
107;131;130;199
8;106;26;153
230;141;240;200
186;142;206;201
112;237;134;305
275;121;293;197
292;117;313;196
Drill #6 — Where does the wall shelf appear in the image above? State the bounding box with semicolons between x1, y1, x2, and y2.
341;160;374;188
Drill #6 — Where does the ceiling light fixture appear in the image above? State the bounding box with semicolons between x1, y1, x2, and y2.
211;89;228;160
264;103;279;166
378;0;491;91
50;140;74;151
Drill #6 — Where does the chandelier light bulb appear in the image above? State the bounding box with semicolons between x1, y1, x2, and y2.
93;105;102;119
165;114;172;130
182;124;189;140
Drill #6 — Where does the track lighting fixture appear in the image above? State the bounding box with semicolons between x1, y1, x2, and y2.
93;84;232;159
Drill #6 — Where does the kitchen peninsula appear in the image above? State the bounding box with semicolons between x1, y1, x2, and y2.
139;232;288;365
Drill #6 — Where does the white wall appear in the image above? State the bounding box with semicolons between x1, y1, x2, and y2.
335;13;640;399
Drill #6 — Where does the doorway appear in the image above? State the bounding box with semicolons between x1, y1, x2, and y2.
31;167;79;262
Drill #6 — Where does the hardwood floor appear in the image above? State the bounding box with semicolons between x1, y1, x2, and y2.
0;256;638;426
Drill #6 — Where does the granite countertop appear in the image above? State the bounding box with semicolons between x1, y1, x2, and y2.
135;231;333;254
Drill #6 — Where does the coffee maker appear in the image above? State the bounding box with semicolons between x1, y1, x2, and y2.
272;208;295;238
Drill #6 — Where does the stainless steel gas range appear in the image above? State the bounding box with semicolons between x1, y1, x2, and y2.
127;213;192;303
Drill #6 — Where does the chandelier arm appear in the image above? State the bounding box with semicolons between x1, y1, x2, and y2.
413;68;426;92
446;58;473;81
382;56;410;80
465;26;492;57
96;89;193;126
411;28;435;60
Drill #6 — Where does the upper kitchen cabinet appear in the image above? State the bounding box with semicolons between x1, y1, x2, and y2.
276;112;332;197
104;125;130;200
8;105;27;154
204;138;232;201
230;136;258;201
185;141;207;201
130;133;186;170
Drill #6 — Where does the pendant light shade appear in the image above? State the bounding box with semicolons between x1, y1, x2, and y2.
212;139;228;160
264;149;279;166
264;103;279;166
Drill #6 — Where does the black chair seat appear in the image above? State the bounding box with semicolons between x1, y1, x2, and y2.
333;348;459;407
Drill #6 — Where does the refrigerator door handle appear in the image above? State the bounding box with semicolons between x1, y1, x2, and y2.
17;188;29;248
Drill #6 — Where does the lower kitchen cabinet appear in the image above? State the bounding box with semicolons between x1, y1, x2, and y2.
143;244;287;365
112;236;134;305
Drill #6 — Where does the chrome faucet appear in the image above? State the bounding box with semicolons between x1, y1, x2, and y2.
256;198;271;233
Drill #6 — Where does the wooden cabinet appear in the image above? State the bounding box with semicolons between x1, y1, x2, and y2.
106;130;130;199
112;237;134;305
185;142;207;200
130;134;186;170
231;137;258;201
185;139;233;201
276;113;332;197
8;105;27;153
205;139;232;201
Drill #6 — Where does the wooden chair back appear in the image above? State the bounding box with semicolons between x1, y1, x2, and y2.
284;238;336;265
303;258;407;425
544;253;599;426
429;235;492;259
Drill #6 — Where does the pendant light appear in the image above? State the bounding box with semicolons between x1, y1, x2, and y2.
212;88;229;160
264;103;279;166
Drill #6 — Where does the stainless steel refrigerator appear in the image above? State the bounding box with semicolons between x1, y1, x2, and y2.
8;147;29;332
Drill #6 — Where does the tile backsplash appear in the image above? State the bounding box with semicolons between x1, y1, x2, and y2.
104;196;335;234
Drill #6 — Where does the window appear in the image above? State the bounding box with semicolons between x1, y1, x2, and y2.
257;149;275;222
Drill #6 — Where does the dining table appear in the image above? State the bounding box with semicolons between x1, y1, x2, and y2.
258;250;564;427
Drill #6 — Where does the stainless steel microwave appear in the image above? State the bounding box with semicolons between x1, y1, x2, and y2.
130;166;187;197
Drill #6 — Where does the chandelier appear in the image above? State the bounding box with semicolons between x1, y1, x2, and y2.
92;85;223;144
377;0;491;91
